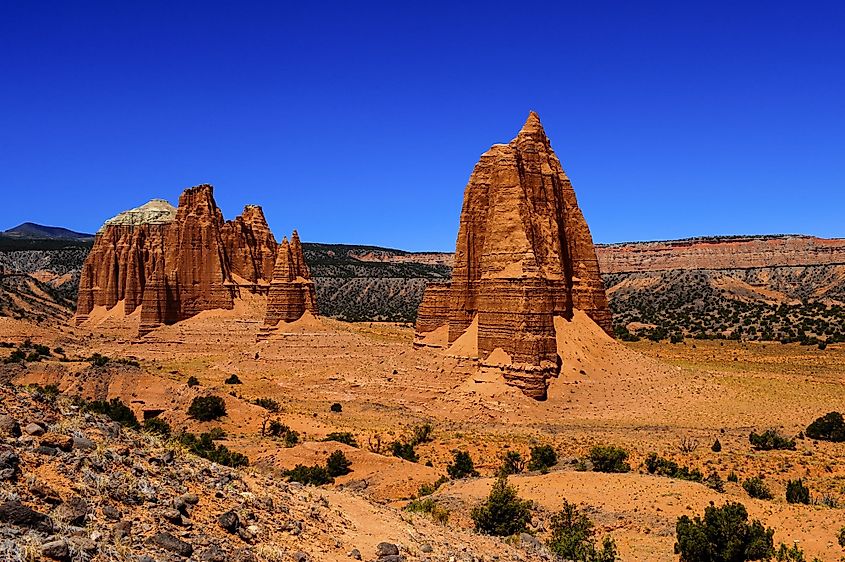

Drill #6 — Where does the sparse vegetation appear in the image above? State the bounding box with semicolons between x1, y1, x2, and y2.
447;450;479;479
267;420;299;447
284;464;333;485
326;450;352;477
187;376;200;387
805;412;845;442
82;397;140;429
179;431;248;468
224;373;242;384
547;499;618;562
589;445;631;473
143;417;172;438
785;479;810;504
406;497;449;524
330;402;342;412
187;395;227;421
675;502;774;562
252;397;281;412
644;453;703;482
711;439;722;452
527;444;557;473
417;476;449;497
391;441;418;463
743;476;774;500
471;476;532;536
749;429;796;451
322;432;358;447
498;450;525;476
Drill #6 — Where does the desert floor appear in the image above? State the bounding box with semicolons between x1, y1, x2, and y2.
3;308;845;561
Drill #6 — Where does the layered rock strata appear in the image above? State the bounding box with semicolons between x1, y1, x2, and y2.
416;112;612;399
257;231;317;340
75;185;277;335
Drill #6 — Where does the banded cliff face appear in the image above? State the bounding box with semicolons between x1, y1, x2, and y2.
257;231;317;340
75;185;277;335
416;112;612;399
597;236;845;273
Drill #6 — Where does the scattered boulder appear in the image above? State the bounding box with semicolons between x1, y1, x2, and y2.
24;422;46;436
40;432;74;452
0;414;21;437
148;532;193;557
218;510;240;533
0;500;52;531
0;450;20;480
54;495;89;526
40;539;69;561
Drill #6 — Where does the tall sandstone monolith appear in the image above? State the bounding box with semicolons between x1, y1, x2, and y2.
257;230;317;340
75;184;278;335
415;112;612;399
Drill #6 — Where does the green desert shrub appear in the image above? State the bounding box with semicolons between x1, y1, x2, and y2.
471;476;532;536
284;464;333;485
417;476;449;497
447;450;479;479
326;450;352;477
785;479;810;505
322;432;358;447
712;439;722;452
143;417;172;438
267;420;299;447
187;395;227;421
727;471;739;483
179;432;248;467
589;445;631;473
406;497;449;524
498;451;525;476
224;373;242;384
187;376;200;387
391;441;418;463
88;353;110;367
838;526;845;548
330;402;342;412
644;453;703;482
253;397;281;412
409;423;434;445
805;412;845;442
743;476;774;500
675;502;774;562
527;444;557;472
749;429;795;451
547;499;618;562
83;397;140;429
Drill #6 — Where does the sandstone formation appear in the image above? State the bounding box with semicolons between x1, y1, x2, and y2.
416;112;611;399
597;235;845;273
257;231;317;340
414;282;451;334
75;184;278;335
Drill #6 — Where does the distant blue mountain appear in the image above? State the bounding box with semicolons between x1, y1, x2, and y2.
2;222;94;241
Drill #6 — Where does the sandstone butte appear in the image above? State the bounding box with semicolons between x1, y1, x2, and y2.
256;230;317;341
75;184;313;336
415;112;612;400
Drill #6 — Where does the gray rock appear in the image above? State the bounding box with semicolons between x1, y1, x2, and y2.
348;549;362;560
199;545;227;562
0;415;21;437
72;435;96;450
181;493;199;505
113;520;133;541
377;543;400;557
40;539;69;560
0;500;52;531
148;532;193;557
24;423;45;436
54;496;89;526
218;510;239;533
102;505;122;520
421;544;433;553
519;533;543;550
293;552;309;562
161;508;184;525
0;450;20;480
35;445;58;456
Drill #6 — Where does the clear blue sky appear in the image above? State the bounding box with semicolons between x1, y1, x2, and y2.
1;1;843;251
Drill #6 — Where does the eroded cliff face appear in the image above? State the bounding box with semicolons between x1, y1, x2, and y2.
416;112;612;399
257;231;317;340
75;184;277;335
